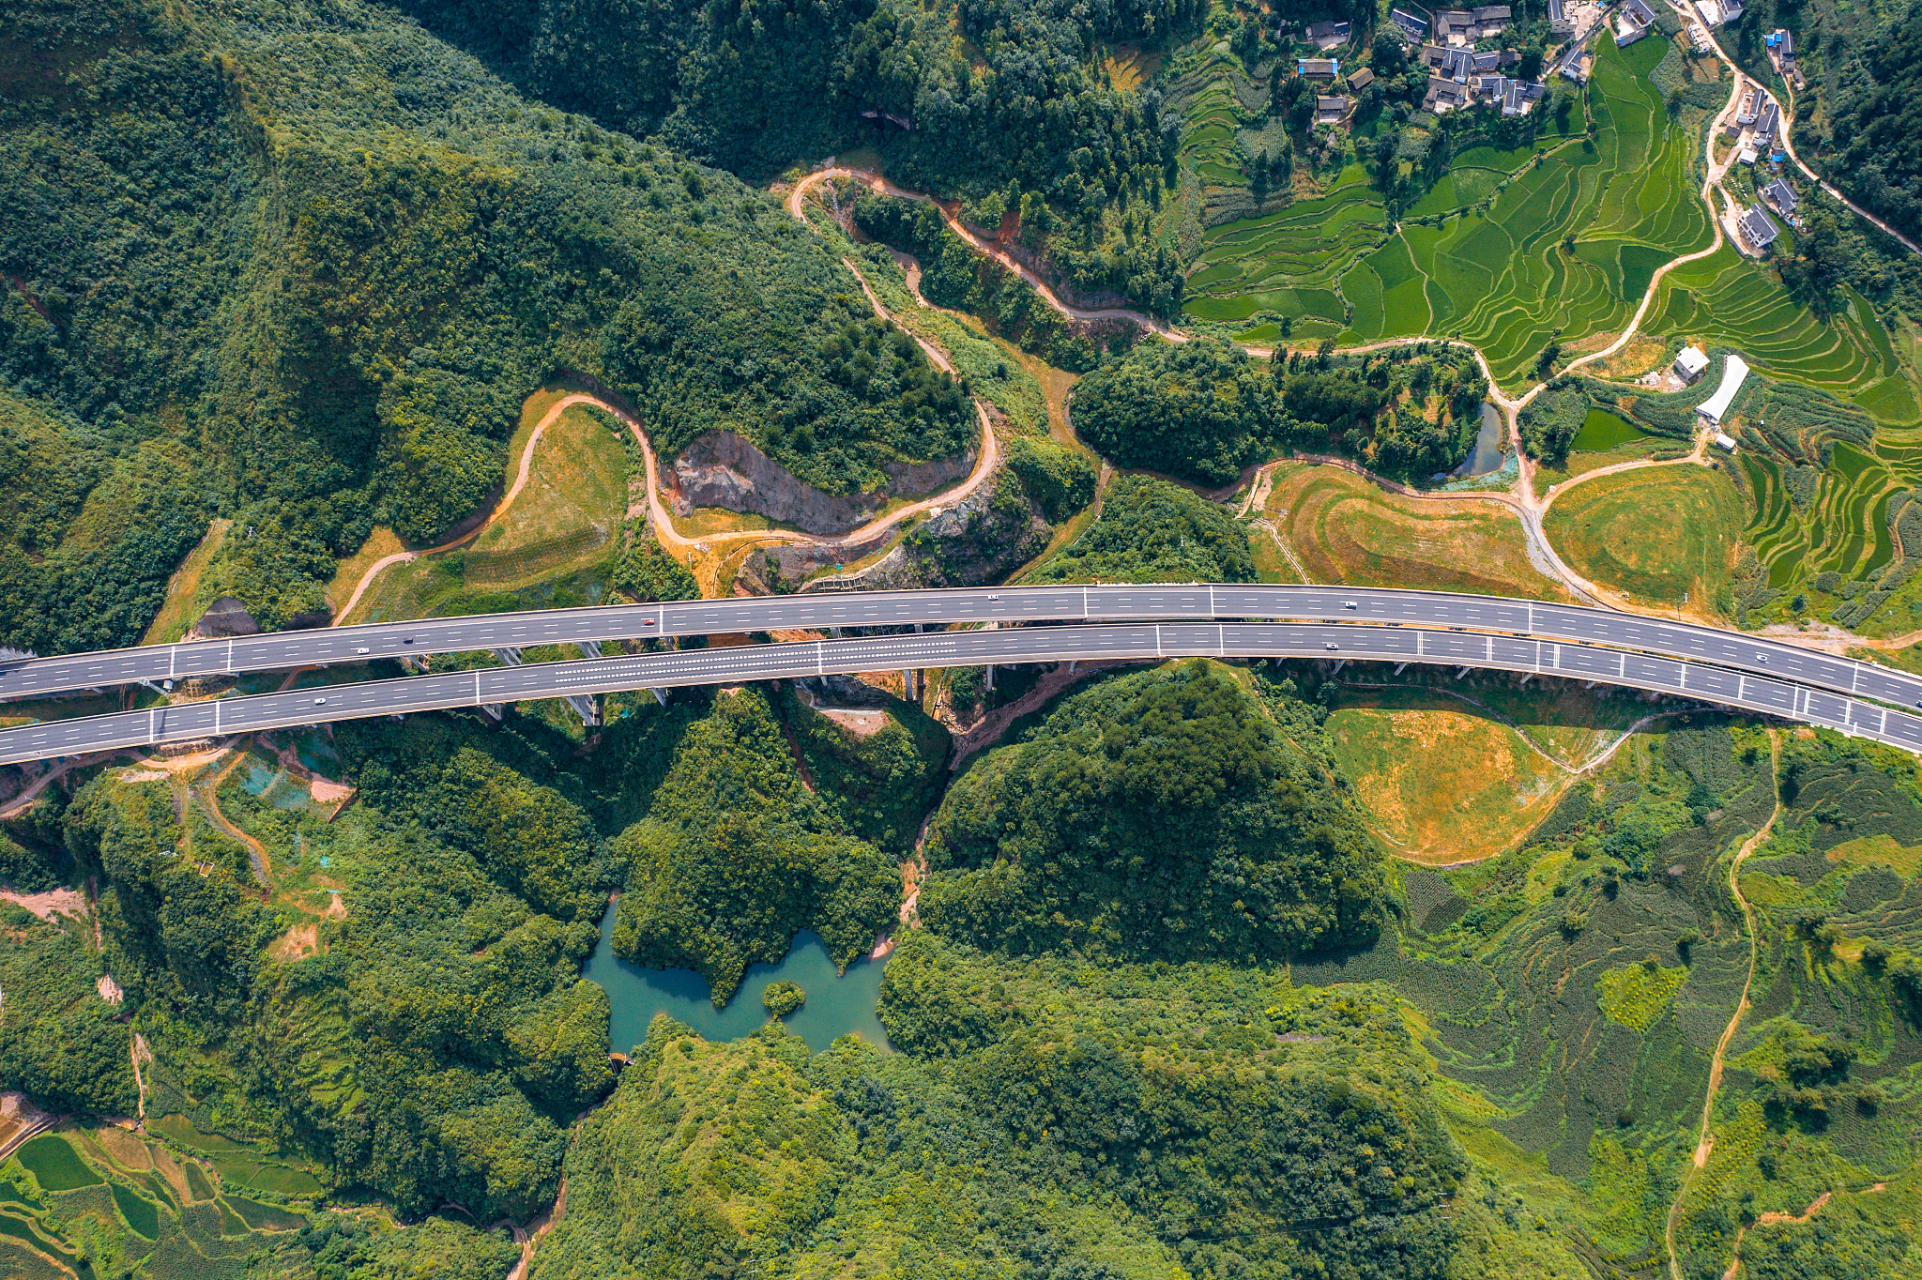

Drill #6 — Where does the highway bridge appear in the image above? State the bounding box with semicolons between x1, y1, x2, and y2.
3;618;1920;766
4;585;1921;713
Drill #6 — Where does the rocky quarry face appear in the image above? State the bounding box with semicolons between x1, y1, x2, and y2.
670;430;974;536
747;470;1048;591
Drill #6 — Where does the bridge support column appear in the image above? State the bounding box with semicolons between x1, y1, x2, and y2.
564;694;600;728
492;647;524;667
830;626;842;638
478;703;503;722
1330;660;1345;675
1518;673;1533;685
984;664;995;693
1455;666;1471;680
400;654;429;674
575;639;602;660
651;688;667;706
900;670;917;701
1393;662;1408;675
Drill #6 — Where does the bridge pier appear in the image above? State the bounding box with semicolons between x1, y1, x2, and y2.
575;639;602;660
400;654;429;674
984;664;995;693
900;670;918;701
1456;666;1471;680
651;688;667;706
1330;660;1346;675
492;647;523;667
477;702;503;722
1393;662;1408;675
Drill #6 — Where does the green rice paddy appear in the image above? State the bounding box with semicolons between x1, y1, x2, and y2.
1570;409;1647;452
14;1137;102;1192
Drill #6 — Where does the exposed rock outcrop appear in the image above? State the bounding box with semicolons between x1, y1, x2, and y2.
670;431;973;536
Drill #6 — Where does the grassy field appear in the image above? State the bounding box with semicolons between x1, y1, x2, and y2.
462;403;628;590
139;519;230;644
1325;685;1575;862
342;397;629;624
1263;463;1569;600
1543;465;1746;612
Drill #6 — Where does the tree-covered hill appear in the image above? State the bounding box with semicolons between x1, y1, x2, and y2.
0;0;972;652
922;660;1389;962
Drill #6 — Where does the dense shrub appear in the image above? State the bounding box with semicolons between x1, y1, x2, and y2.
1030;473;1256;583
1073;337;1279;484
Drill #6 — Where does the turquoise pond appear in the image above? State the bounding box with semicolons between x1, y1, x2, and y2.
583;899;892;1055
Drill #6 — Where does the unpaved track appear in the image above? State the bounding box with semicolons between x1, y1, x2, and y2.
1666;729;1782;1280
789;71;1851;634
334;257;1001;619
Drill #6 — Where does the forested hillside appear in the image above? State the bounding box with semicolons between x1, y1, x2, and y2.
400;0;1195;311
0;0;973;653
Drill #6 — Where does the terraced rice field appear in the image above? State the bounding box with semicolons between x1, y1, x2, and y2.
1736;432;1922;633
1264;464;1569;599
1648;250;1917;425
1390;38;1711;384
1187;166;1385;324
1183;38;1704;381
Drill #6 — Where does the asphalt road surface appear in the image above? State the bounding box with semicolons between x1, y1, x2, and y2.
3;621;1918;766
3;586;1919;716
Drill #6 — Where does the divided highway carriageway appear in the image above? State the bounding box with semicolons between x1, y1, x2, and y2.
4;586;1920;708
3;615;1922;766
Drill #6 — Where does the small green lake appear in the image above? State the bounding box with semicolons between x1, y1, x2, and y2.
1570;409;1648;452
584;899;892;1055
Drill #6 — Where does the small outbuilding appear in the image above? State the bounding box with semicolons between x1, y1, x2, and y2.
1696;354;1750;425
1674;345;1710;384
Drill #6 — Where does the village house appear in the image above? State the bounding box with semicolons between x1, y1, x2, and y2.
1424;75;1470;112
1617;0;1658;44
1303;19;1352;49
1391;7;1430;39
1316;95;1352;124
1346;66;1375;91
1674;345;1710;384
1738;205;1781;253
1761;178;1797;219
1298;57;1341;78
